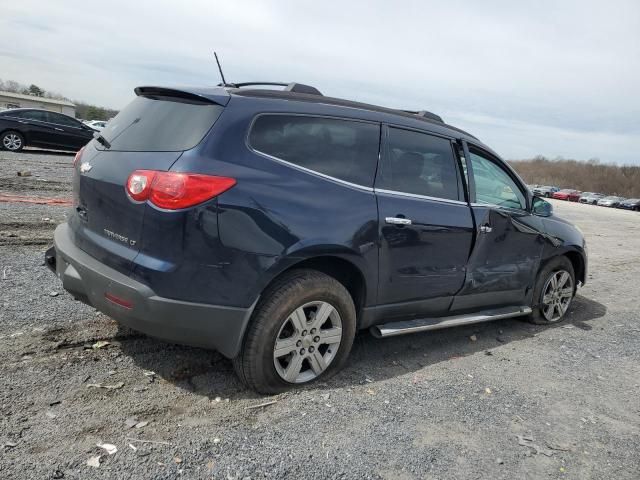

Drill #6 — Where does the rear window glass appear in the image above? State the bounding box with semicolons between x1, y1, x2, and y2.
377;127;460;201
48;112;79;127
12;110;48;121
96;96;223;151
249;115;380;186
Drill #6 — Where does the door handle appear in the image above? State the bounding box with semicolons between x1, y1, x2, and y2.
54;127;64;131
385;216;412;225
479;224;492;233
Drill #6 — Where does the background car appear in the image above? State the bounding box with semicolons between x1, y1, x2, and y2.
532;185;560;197
597;196;625;207
0;108;96;152
618;198;640;211
579;192;605;204
552;189;580;201
83;120;108;130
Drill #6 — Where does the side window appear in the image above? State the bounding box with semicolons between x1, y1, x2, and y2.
22;110;49;122
469;149;526;209
5;110;26;118
377;127;460;201
48;112;79;127
248;115;380;186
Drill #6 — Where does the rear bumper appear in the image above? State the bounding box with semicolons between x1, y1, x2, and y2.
47;223;254;358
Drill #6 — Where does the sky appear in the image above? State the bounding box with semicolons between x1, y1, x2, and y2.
1;0;638;163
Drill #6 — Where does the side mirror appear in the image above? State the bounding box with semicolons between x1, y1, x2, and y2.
532;196;553;217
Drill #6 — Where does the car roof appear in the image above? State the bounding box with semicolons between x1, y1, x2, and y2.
0;108;69;116
0;108;38;114
229;88;480;141
134;84;495;153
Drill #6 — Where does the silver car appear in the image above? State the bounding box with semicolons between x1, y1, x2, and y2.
597;196;625;207
579;192;605;204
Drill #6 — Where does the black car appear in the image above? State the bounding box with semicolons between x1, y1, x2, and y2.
46;82;588;394
0;108;95;152
618;198;640;211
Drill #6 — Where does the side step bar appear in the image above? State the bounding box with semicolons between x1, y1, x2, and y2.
370;306;532;338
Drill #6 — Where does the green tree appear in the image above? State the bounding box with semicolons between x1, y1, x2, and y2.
26;84;45;97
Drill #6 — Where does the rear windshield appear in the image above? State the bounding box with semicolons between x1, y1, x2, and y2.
96;96;223;152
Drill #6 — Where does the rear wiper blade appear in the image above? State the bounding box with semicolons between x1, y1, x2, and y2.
93;132;111;149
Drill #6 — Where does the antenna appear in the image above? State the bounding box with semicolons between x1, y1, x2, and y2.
214;52;228;86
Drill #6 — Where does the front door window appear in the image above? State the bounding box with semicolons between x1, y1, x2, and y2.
469;149;526;210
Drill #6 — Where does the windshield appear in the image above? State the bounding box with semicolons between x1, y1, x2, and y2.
95;96;223;152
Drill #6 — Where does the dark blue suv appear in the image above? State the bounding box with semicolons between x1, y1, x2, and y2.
47;83;587;393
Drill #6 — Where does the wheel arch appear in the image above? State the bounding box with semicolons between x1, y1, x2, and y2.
253;253;370;326
538;247;586;287
564;249;586;286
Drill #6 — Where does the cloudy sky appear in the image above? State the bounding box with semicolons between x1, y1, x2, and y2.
1;0;638;163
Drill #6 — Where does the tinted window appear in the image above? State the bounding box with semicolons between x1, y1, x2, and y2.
469;149;526;209
48;112;79;127
16;110;49;121
2;110;24;118
377;127;459;200
249;115;380;186
97;96;224;152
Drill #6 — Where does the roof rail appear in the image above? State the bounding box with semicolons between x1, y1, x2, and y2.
223;82;323;96
402;110;444;123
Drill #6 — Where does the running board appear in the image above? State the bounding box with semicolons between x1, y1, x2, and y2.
370;306;532;338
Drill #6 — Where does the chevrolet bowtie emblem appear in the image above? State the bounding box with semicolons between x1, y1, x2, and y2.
80;162;92;173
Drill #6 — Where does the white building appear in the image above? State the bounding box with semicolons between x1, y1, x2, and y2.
0;91;76;117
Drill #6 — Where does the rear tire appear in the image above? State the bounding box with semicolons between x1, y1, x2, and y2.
1;131;25;151
528;256;575;325
233;269;356;394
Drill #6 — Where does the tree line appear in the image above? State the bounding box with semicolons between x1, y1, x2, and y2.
0;78;118;121
509;156;640;198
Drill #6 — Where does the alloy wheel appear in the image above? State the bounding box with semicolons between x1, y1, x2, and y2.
541;269;574;322
273;301;342;383
2;133;22;151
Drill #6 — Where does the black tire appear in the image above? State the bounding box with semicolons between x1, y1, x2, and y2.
233;269;356;394
528;256;575;325
1;130;25;152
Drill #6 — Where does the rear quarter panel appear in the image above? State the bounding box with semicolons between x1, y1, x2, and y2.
159;98;379;308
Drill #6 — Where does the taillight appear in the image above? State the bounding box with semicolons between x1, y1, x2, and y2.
125;170;236;210
73;146;85;167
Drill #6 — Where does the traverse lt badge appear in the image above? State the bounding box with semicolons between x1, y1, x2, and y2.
80;162;92;174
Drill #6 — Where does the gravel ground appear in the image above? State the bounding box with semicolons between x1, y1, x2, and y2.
1;150;639;479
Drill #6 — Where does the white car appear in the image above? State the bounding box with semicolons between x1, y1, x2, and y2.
83;120;108;130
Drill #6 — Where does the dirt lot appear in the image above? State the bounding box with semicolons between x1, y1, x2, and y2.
1;150;639;479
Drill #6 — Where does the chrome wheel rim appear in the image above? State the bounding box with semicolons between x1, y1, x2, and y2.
273;301;342;383
3;133;22;150
541;269;574;322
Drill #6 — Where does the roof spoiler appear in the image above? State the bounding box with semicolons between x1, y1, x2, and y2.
134;86;229;106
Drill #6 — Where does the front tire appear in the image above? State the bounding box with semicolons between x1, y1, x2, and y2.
1;131;25;151
529;257;575;325
233;269;356;394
